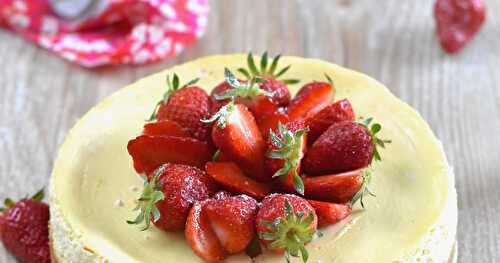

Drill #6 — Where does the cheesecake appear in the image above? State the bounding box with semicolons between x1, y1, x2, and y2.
49;54;457;262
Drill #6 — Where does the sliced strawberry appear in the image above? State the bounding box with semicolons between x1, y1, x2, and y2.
127;135;214;175
142;120;190;137
205;162;271;200
204;195;258;254
205;103;268;182
287;78;334;121
257;109;290;139
302;170;363;203
305;99;355;144
185;201;226;262
307;200;351;228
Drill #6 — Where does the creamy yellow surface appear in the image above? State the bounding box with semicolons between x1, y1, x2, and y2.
50;55;450;263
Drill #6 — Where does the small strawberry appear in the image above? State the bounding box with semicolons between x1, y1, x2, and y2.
0;190;50;263
266;122;308;195
256;194;320;263
127;164;217;231
302;170;363;204
307;200;351;228
203;102;268;182
237;52;299;106
127;135;214;175
303;119;390;175
203;195;259;254
210;81;233;114
205;162;271;200
257;109;290;139
287;75;335;121
305;99;355;144
142;120;190;137
185;201;226;262
148;74;212;141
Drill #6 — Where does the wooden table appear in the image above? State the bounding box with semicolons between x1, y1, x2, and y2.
1;0;499;262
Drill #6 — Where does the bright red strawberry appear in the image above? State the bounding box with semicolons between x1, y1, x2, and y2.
305;99;355;144
204;195;258;254
307;200;351;228
142;120;190;137
205;162;271;200
257;109;290;139
213;190;232;200
128;164;217;231
210;81;233;114
434;0;486;54
205;103;268;182
127;135;214;175
0;190;50;263
149;74;212;141
185;201;226;262
256;194;319;263
302;170;363;203
303;119;390;175
266;121;308;194
287;76;334;121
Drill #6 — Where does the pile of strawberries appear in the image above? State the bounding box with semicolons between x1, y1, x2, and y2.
127;53;390;263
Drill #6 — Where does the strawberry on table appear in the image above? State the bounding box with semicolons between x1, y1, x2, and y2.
0;190;50;263
302;170;363;204
127;135;214;175
305;98;355;144
266;122;308;195
303;118;390;175
287;75;335;121
205;162;271;200
256;194;320;263
127;164;217;231
148;74;212;141
203;102;269;182
307;200;351;228
142;120;190;137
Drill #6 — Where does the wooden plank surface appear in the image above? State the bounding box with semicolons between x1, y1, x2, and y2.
1;0;499;262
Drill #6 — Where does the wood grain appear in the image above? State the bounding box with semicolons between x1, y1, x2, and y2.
1;0;499;262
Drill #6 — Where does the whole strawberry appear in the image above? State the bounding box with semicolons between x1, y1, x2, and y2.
303;118;390;175
256;194;320;263
128;163;217;231
0;190;50;263
149;74;212;141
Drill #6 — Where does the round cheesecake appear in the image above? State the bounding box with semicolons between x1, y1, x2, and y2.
49;54;457;263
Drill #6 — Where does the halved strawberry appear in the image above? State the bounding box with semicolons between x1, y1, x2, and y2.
185;201;226;262
127;164;217;231
305;99;355;144
204;102;268;182
127;135;214;175
303;119;390;175
257;109;290;139
205;162;271;200
287;76;335;121
266;122;308;195
302;170;363;204
307;200;351;228
149;74;212;141
256;194;320;263
204;195;259;254
142;120;190;137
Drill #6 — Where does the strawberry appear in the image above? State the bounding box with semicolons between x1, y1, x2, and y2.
127;135;214;175
303;119;390;175
210;81;233;114
307;200;351;228
213;190;232;200
302;170;363;204
266;122;308;195
203;195;258;254
257;109;290;139
204;102;268;182
287;75;335;121
205;162;271;200
256;194;320;263
0;190;50;263
149;74;212;141
142;120;190;137
305;99;355;144
127;164;217;231
185;201;226;262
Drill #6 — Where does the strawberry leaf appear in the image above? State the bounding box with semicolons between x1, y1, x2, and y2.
260;51;269;73
201;101;235;128
247;52;260;75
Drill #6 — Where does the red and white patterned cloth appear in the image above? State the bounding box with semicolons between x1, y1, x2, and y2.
0;0;209;67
